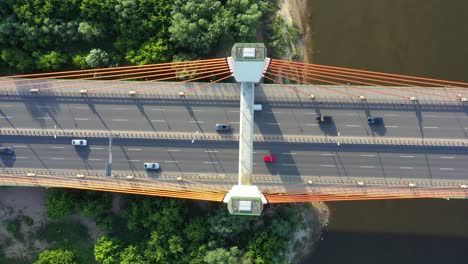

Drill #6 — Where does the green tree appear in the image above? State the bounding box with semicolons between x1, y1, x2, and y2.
34;249;77;264
125;38;172;65
72;54;88;69
144;231;168;264
0;48;34;73
168;235;183;255
35;51;66;71
226;0;265;41
85;48;109;68
169;0;232;54
204;247;242;264
45;189;80;219
119;245;147;264
78;21;104;41
94;235;121;264
82;191;112;218
184;217;208;244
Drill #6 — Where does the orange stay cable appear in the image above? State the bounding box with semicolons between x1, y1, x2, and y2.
262;75;313;96
270;63;468;95
41;65;229;92
0;57;227;79
265;71;365;98
268;67;407;99
87;68;230;92
268;66;456;100
182;73;233;94
136;70;232;93
1;60;228;90
0;59;227;86
273;59;468;87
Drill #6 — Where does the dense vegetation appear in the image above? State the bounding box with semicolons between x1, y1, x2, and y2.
21;189;312;264
0;0;294;75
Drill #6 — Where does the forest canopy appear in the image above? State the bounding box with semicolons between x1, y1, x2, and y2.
0;0;276;74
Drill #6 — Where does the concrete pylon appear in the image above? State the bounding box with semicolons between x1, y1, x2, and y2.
238;81;255;185
223;43;270;216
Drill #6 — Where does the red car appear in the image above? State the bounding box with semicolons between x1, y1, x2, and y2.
264;155;276;163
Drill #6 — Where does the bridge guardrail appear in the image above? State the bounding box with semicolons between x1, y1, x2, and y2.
2;168;468;196
1;128;468;147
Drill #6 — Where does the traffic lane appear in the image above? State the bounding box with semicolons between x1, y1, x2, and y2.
2;100;468;137
2;140;468;179
0;142;241;173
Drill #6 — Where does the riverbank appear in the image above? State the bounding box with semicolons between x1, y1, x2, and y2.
278;0;313;62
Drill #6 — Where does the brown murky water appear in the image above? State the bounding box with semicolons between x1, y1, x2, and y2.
298;1;468;263
300;0;468;82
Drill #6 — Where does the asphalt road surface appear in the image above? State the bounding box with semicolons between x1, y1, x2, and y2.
0;98;467;138
1;136;467;180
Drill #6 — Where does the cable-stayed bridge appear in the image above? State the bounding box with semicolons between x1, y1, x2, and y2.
1;43;468;215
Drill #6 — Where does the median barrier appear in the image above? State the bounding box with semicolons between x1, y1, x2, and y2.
2;128;468;147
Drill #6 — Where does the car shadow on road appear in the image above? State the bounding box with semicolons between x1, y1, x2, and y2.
0;152;16;167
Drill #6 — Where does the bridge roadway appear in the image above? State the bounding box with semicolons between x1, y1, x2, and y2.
0;97;467;139
1;136;468;181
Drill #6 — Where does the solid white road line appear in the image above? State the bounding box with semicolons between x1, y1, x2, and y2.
127;148;142;151
423;126;439;129
203;161;218;164
50;146;64;149
399;155;414;158
90;147;105;150
89;158;103;161
74;118;89;121
0;116;12;119
320;153;335;156
385;125;399;128
128;160;141;162
282;152;296;155
359;166;376;168
360;154;376;157
50;157;64;160
36;117;51;120
151;108;165;111
205;150;219;153
167;149;180;152
111;119;128;122
439;156;455;159
439;168;455;171
13;145;27;148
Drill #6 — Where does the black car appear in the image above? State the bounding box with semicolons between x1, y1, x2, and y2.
367;116;383;124
0;147;14;155
316;114;332;123
215;124;231;131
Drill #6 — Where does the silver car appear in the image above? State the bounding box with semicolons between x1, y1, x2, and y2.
144;163;160;170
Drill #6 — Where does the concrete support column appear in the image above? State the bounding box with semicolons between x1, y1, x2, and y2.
238;82;254;185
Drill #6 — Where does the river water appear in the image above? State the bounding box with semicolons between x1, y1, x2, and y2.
298;1;468;263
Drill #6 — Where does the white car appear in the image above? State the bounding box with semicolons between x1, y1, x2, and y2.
144;163;160;170
71;139;87;146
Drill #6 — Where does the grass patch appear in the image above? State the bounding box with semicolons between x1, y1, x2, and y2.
6;219;23;241
21;215;34;226
36;220;94;264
